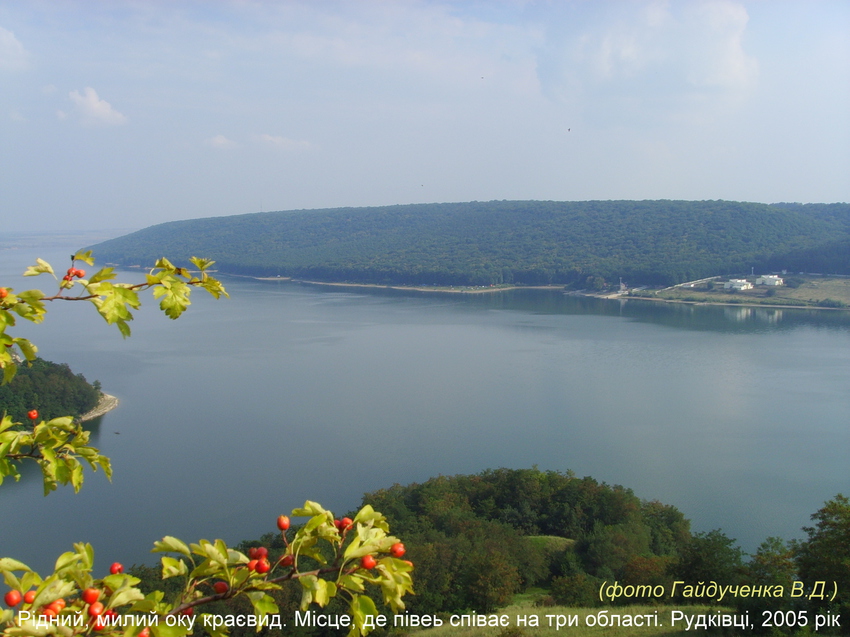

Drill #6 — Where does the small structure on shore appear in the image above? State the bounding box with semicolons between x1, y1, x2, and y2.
724;279;753;291
756;275;784;286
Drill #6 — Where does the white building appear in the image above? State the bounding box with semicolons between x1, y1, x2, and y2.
756;275;784;286
724;279;753;290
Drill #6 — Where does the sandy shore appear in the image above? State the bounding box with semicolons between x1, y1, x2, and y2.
78;393;119;422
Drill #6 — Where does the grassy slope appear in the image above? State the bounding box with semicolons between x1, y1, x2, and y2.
655;275;850;307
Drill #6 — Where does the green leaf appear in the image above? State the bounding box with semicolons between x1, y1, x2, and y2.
161;556;188;579
153;279;192;319
108;585;145;608
153;536;191;558
246;591;279;628
23;259;54;277
91;283;141;323
292;501;328;517
189;257;214;272
338;574;365;593
88;267;117;284
1;570;21;590
349;594;379;637
15;338;37;362
32;578;76;610
73;251;95;266
154;257;176;271
74;542;95;569
53;549;81;573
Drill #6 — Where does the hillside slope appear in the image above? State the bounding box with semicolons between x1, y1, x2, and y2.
87;200;850;286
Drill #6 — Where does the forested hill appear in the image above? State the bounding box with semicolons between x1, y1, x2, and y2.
0;358;101;422
88;200;850;287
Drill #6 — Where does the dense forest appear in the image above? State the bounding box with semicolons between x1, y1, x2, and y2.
0;358;101;422
88;200;850;287
135;468;848;636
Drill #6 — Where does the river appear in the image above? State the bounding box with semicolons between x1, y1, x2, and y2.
1;237;849;573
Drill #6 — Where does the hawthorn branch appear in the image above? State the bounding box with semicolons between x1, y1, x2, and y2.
167;564;345;615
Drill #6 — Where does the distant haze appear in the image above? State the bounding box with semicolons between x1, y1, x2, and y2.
1;1;848;233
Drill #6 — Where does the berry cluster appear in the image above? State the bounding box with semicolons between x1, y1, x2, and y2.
3;514;413;635
63;267;86;282
3;563;126;632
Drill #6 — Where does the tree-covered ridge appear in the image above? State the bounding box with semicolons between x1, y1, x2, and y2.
0;358;101;422
357;468;850;631
88;200;850;287
360;468;692;613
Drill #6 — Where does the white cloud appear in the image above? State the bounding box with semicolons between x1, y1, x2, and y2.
207;134;237;149
535;0;759;125
56;110;67;120
69;87;127;125
686;1;758;90
0;26;28;71
255;134;312;151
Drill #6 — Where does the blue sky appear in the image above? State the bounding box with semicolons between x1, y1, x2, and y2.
1;1;848;233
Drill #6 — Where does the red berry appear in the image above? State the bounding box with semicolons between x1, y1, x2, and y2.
247;559;258;572
360;555;376;570
278;554;294;568
40;607;57;619
27;410;38;420
23;590;36;604
82;588;100;605
0;288;8;299
139;628;151;637
88;601;105;617
75;269;86;278
67;268;76;276
180;607;193;616
93;616;108;631
276;515;290;531
47;600;64;614
4;590;22;607
255;546;268;560
247;547;259;560
333;519;343;531
255;558;270;574
109;562;123;575
213;582;228;595
341;517;353;530
390;542;406;558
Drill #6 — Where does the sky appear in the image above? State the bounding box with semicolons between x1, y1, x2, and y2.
1;0;848;234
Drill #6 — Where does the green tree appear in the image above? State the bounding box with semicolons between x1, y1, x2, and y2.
794;494;850;618
672;529;744;597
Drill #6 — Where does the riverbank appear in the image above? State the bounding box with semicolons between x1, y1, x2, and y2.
234;271;850;309
78;393;119;422
249;275;550;294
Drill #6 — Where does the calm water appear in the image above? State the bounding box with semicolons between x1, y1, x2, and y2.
1;239;849;573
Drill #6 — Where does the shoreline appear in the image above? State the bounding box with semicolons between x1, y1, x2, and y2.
77;393;119;422
237;274;549;294
235;273;849;310
619;295;847;311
